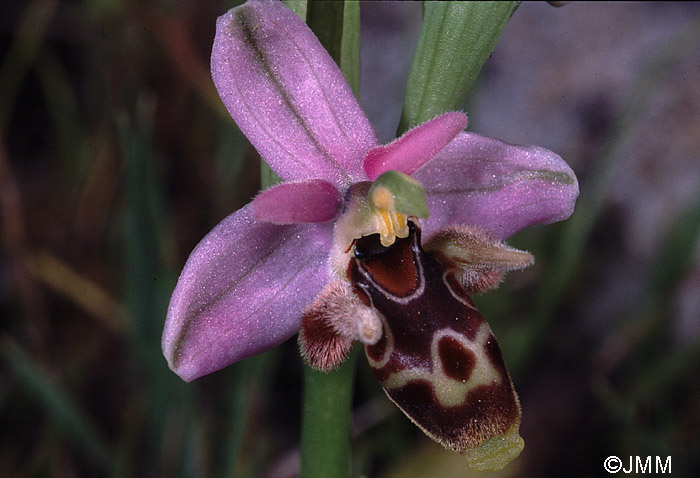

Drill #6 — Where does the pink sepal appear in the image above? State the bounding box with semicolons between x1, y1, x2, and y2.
211;1;378;190
414;132;579;240
163;203;333;382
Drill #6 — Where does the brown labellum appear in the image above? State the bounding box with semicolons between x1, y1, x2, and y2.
349;222;525;471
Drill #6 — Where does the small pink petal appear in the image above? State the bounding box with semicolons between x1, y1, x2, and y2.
414;132;579;240
211;1;378;190
253;179;341;224
363;112;467;180
163;203;333;382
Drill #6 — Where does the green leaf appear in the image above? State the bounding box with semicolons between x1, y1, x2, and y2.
117;100;193;476
0;337;111;468
117;100;167;353
260;162;282;189
306;0;361;98
284;0;308;21
398;1;519;134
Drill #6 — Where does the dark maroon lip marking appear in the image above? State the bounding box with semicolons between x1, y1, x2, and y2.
438;336;476;382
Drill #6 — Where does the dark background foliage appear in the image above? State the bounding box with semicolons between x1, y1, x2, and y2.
1;1;699;477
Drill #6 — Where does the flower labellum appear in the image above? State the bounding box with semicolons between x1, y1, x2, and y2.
300;176;532;471
354;221;529;471
164;0;579;472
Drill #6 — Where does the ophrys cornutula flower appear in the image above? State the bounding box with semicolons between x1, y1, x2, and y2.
162;0;578;471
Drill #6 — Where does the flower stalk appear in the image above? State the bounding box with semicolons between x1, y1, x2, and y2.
298;3;360;476
300;347;359;478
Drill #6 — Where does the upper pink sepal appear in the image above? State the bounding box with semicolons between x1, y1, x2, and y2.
363;112;467;180
253;179;341;224
162;204;333;382
414;131;579;240
211;0;378;190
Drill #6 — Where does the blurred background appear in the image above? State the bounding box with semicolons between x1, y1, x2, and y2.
1;1;699;476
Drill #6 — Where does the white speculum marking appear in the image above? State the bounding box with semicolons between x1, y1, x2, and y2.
380;324;500;408
363;290;394;370
442;271;479;312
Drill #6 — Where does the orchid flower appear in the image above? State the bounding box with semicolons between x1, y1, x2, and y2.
162;0;578;471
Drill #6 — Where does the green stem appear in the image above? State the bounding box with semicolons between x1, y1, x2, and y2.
300;347;360;478
296;2;361;476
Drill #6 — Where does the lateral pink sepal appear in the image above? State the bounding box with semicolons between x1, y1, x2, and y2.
414;131;579;240
162;203;333;382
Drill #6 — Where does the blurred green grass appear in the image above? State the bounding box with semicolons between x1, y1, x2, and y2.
1;1;699;477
